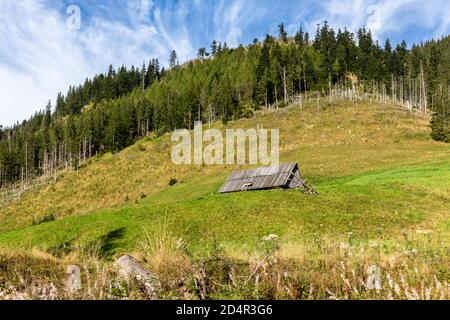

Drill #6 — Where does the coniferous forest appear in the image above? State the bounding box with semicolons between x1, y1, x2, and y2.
0;22;449;187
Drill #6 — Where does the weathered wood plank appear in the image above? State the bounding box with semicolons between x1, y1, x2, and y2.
219;162;301;193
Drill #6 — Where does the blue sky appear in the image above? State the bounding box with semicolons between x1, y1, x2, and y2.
1;0;449;127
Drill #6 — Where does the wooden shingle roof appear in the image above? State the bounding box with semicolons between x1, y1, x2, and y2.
219;162;301;193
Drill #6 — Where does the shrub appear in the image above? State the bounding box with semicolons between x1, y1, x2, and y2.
137;143;146;152
32;214;56;226
278;101;288;109
135;193;147;203
238;102;255;119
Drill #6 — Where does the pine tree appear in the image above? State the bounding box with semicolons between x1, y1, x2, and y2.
395;40;408;77
198;47;207;59
304;32;310;45
2;22;450;187
428;43;442;96
211;40;218;56
384;39;393;75
295;27;304;46
55;92;66;116
430;91;450;142
278;23;288;43
169;50;178;69
332;58;341;82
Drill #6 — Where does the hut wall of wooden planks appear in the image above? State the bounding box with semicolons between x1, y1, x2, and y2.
219;162;302;193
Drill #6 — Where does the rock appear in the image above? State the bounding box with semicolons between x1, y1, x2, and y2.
262;234;278;242
366;265;382;290
65;265;82;292
115;255;161;298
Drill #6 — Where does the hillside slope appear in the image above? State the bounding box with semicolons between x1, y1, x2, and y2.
0;99;449;258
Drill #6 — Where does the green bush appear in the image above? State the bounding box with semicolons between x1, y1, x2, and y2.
32;214;56;226
278;101;288;109
137;143;146;152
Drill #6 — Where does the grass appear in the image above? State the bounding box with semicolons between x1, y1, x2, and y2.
0;162;448;255
0;99;448;253
1;99;447;231
0;99;449;299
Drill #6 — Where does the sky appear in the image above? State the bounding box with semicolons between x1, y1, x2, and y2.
1;0;449;127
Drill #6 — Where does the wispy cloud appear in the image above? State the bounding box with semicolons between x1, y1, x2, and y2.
315;0;450;43
0;0;88;126
128;0;154;23
0;0;449;127
0;0;187;126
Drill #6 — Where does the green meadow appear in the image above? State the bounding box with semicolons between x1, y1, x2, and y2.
0;100;449;261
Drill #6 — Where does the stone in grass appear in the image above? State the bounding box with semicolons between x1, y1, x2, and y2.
65;265;82;292
366;265;382;290
115;255;161;298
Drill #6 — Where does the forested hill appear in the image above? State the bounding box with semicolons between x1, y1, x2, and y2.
0;22;449;186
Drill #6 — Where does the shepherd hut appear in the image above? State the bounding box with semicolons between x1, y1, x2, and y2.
219;162;304;193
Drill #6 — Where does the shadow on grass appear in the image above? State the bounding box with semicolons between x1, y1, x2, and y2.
47;228;127;260
48;239;76;258
95;227;127;260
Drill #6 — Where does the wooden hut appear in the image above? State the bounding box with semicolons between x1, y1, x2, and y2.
219;162;306;193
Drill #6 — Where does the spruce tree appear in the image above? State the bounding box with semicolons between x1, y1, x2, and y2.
197;48;207;59
295;27;304;46
431;91;450;142
211;40;218;56
278;23;288;43
169;50;178;69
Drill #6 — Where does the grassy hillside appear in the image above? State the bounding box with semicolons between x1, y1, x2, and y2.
0;99;449;299
0;99;448;250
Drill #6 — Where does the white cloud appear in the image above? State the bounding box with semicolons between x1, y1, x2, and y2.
0;66;52;126
79;17;162;66
214;0;244;47
365;0;430;40
212;0;271;47
316;0;450;42
0;0;188;127
128;0;154;23
0;0;89;126
153;7;194;62
1;0;449;127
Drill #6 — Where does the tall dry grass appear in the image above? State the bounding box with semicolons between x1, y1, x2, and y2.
2;224;447;300
136;217;193;297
